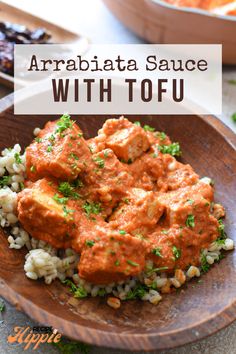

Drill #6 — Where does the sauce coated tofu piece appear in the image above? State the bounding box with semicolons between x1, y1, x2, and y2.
160;154;199;191
78;230;145;284
109;188;164;236
158;182;218;235
98;117;150;162
80;149;134;213
146;226;204;271
17;178;77;248
26;115;91;181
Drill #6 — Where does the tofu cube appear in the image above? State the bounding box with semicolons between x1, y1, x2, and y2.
17;178;77;248
81;149;134;212
109;188;164;236
79;230;145;284
26;116;91;181
99;117;150;162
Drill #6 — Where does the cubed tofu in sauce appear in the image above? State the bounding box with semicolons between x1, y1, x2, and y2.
17;116;224;285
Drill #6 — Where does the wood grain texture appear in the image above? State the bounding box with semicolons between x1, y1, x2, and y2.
102;0;236;65
0;93;236;351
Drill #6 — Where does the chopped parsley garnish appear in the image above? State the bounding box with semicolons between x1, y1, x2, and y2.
161;229;168;234
56;114;74;134
69;152;79;160
53;194;68;205
186;214;195;228
231;112;236;123
72;178;84;188
0;175;10;187
35;137;42;143
146;266;168;275
126;284;148;300
48;134;55;143
63;206;75;217
216;219;227;244
98;289;106;297
78;132;83;138
158;142;182;156
143;124;155;132
58;182;80;199
30;165;36;173
62;279;88;299
83;201;101;218
14;153;22;164
172;246;181;260
156;132;166;140
134;121;141;126
126;260;139;267
19;182;25;190
46;145;53;153
186;199;194;205
0;300;5;312
93;156;105;168
152;247;163;258
123;198;129;204
85;240;95;247
119;230;126;235
200;253;210;273
114;260;120;266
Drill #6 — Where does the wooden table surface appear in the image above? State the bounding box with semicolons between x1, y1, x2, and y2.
0;0;236;353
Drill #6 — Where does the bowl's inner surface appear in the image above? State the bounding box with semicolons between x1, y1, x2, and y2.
0;110;236;349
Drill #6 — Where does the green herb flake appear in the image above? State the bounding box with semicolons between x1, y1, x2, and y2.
119;230;126;235
14;153;22;164
158;142;182;156
114;260;120;266
83;201;102;218
0;175;10;187
85;240;95;247
53;194;68;205
172;246;181;260
30;165;36;173
46;145;53;153
231;112;236;123
156;131;167;140
134;121;141;126
126;284;147;300
200;253;210;273
56;114;74;135
152;247;163;258
58;182;80;199
62;279;88;299
35;137;42;143
69;152;79;160
93;156;105;168
126;260;139;267
143;124;155;132
48;134;55;143
0;301;5;312
63;205;75;217
161;229;168;234
186;214;195;228
186;199;194;205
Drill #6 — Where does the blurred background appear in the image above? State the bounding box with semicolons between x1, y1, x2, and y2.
0;0;235;353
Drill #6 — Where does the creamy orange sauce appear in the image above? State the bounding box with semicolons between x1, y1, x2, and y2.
17;116;220;284
163;0;236;14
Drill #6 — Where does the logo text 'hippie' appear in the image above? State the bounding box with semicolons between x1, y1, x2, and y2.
7;326;61;350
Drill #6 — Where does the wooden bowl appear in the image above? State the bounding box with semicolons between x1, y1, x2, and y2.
102;0;236;65
0;93;236;351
